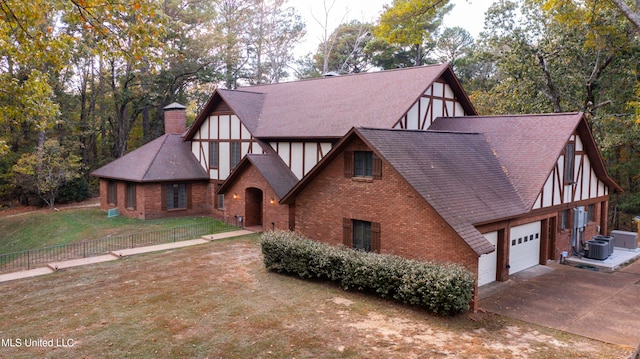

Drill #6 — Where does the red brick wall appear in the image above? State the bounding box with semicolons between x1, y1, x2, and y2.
293;138;478;272
164;109;186;134
98;179;210;220
552;199;609;257
221;165;292;230
99;179;109;210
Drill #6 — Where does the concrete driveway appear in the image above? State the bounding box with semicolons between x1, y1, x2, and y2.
479;259;640;347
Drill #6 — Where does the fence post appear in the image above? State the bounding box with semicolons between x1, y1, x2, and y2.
173;228;176;242
27;251;30;270
130;234;134;248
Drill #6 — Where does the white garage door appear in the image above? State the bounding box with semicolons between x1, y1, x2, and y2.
509;221;541;274
478;231;498;286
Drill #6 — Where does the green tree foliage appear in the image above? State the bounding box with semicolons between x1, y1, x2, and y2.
0;0;166;204
211;0;305;88
537;0;640;220
374;0;453;66
12;139;82;208
609;0;640;30
473;0;640;220
367;37;417;69
248;0;306;84
0;0;307;207
476;0;637;115
312;20;375;74
430;26;474;69
2;0;639;219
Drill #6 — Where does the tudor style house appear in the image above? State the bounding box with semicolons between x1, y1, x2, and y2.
428;114;621;285
93;64;473;223
184;64;474;226
92;64;621;307
279;114;620;308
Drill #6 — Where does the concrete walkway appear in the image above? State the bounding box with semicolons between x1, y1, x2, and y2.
0;230;254;284
479;259;640;348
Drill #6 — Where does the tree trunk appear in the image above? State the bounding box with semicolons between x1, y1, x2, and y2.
610;0;640;31
536;53;562;113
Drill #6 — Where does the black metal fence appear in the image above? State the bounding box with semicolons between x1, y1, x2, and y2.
0;220;239;273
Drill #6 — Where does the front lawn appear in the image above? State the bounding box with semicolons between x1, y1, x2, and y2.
0;207;222;254
0;235;631;358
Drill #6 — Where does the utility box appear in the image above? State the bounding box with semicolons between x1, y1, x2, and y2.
611;230;638;250
574;206;587;229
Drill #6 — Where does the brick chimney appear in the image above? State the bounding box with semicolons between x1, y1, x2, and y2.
163;102;187;134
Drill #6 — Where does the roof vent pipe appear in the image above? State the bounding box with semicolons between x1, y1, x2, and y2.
322;71;340;77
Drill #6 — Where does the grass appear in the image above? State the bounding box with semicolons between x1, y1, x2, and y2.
0;207;225;254
0;234;632;359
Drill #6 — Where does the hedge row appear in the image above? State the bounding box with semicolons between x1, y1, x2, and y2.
260;230;474;316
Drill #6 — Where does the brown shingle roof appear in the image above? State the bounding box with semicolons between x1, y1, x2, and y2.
186;64;476;140
217;90;265;134
429;112;622;207
91;134;208;182
218;153;298;199
356;128;527;255
282;127;527;256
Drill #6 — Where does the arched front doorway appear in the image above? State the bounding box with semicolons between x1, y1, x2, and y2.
244;187;263;227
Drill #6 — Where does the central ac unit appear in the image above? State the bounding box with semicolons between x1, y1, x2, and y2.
592;235;615;256
584;240;609;260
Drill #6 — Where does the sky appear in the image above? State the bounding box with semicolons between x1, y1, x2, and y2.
288;0;495;57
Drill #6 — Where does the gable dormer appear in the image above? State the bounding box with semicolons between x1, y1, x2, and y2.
396;67;476;130
534;127;621;211
185;90;264;181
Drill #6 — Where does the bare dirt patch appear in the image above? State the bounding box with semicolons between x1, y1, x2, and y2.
0;235;632;358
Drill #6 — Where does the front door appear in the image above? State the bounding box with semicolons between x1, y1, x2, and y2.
244;188;263;227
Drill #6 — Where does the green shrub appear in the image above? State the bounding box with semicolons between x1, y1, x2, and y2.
260;230;474;315
57;177;91;204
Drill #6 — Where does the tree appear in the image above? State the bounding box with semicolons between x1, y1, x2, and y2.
476;0;637;115
0;0;312;209
0;0;165;162
367;37;417;69
248;0;306;84
374;0;453;66
12;139;82;208
209;0;305;88
312;20;375;74
308;0;351;74
431;26;474;68
609;0;640;30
